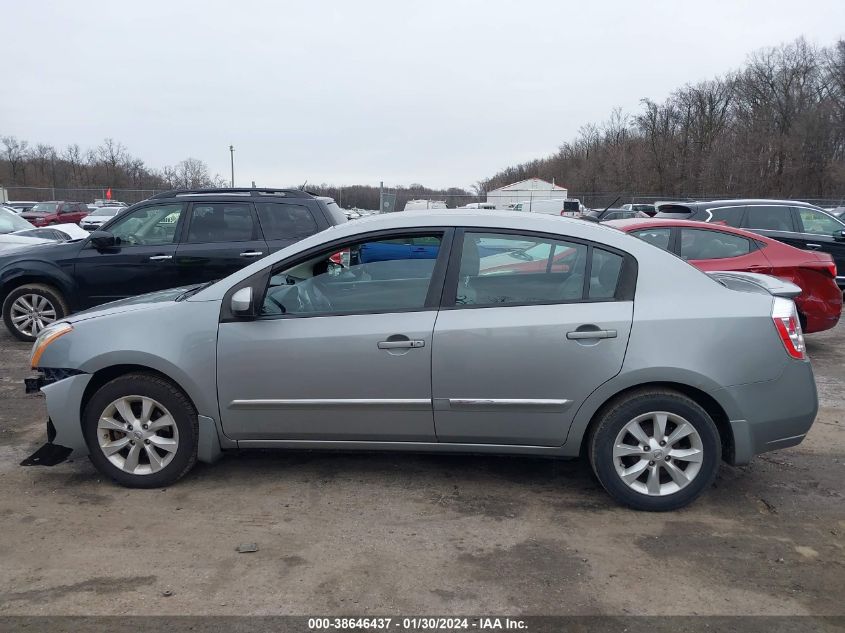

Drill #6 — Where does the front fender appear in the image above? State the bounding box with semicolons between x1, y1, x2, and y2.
0;259;78;304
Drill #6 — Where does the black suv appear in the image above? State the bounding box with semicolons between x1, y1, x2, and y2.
655;199;845;289
0;188;346;341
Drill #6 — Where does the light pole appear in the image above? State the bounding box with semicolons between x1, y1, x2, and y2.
229;145;235;187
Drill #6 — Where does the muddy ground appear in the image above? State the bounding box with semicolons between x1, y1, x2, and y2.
0;322;842;617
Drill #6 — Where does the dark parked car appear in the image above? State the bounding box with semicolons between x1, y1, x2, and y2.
581;208;645;223
655;199;845;289
0;188;345;341
20;201;89;227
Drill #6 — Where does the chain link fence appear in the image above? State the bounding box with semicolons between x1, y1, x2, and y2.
2;186;166;205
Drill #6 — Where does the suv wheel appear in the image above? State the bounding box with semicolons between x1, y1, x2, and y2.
83;373;198;488
589;388;721;511
2;283;69;342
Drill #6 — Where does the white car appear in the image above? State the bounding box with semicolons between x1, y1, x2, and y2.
80;207;123;231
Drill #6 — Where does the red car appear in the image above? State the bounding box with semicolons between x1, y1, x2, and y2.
20;201;89;227
607;218;842;333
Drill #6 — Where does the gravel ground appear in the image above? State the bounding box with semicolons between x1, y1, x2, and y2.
0;321;842;616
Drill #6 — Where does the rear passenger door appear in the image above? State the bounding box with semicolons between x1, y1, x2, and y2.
173;202;268;286
254;201;321;253
431;230;634;447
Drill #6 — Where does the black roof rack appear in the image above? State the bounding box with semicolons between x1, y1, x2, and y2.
148;188;315;200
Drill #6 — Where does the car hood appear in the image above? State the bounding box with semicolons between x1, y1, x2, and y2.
65;286;206;324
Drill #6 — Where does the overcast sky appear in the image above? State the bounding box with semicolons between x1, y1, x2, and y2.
3;0;844;190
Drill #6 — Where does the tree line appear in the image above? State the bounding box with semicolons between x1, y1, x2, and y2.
477;37;845;202
4;36;843;208
0;136;226;194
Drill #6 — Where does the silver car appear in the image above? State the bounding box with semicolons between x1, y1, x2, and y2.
24;212;818;510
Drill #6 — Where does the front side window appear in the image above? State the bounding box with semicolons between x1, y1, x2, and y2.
630;227;671;251
109;203;185;246
256;202;318;240
680;228;751;260
261;233;443;317
744;206;793;232
455;232;592;306
187;203;255;243
796;208;842;235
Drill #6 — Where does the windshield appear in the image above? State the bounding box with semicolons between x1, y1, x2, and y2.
95;208;121;217
0;208;35;233
31;202;58;213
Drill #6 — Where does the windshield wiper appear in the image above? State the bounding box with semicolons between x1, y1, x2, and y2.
176;280;217;301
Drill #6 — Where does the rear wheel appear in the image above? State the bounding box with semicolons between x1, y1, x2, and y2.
83;373;198;488
589;388;721;511
2;283;68;342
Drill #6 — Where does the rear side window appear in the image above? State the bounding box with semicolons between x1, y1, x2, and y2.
680;228;751;260
256;203;318;240
630;227;671;251
187;203;256;243
589;249;623;299
708;207;744;227
455;233;587;306
744;206;794;232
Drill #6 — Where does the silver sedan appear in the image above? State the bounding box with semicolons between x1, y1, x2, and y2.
24;211;817;510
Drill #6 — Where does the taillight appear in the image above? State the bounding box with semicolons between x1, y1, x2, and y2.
825;261;837;278
772;297;806;360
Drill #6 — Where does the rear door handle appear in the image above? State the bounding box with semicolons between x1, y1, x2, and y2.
240;251;264;258
805;243;822;250
566;329;617;340
378;340;425;349
148;255;172;261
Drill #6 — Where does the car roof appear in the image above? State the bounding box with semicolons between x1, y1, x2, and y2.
661;199;821;209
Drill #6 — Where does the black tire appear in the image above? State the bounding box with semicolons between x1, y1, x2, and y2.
588;388;721;511
83;372;198;488
2;283;69;342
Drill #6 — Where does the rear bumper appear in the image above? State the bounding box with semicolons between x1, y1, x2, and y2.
716;359;818;465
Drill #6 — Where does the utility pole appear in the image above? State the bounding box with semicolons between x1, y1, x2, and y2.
379;181;384;213
229;145;235;187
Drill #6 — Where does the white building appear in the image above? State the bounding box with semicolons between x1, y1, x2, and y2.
486;178;568;209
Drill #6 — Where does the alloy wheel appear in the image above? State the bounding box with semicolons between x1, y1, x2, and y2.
10;294;57;337
612;411;704;496
97;396;180;475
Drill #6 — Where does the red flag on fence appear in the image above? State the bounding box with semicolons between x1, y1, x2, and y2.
105;187;112;200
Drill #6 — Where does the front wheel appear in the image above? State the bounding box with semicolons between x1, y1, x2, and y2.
588;388;721;511
83;373;198;488
2;283;69;342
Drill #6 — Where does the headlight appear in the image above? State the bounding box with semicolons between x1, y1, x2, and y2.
30;322;73;369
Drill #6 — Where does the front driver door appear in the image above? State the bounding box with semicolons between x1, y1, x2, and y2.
217;230;451;441
73;202;186;308
432;230;634;446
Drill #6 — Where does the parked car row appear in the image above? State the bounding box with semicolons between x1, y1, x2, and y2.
23;207;818;512
0;189;346;341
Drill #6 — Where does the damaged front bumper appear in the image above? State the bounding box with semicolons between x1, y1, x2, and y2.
21;371;92;467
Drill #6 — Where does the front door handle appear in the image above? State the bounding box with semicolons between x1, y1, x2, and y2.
377;339;425;349
149;254;173;261
240;251;264;258
805;243;822;250
566;329;617;340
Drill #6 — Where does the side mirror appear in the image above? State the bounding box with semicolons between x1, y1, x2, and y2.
231;287;254;315
89;230;116;250
833;230;845;242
